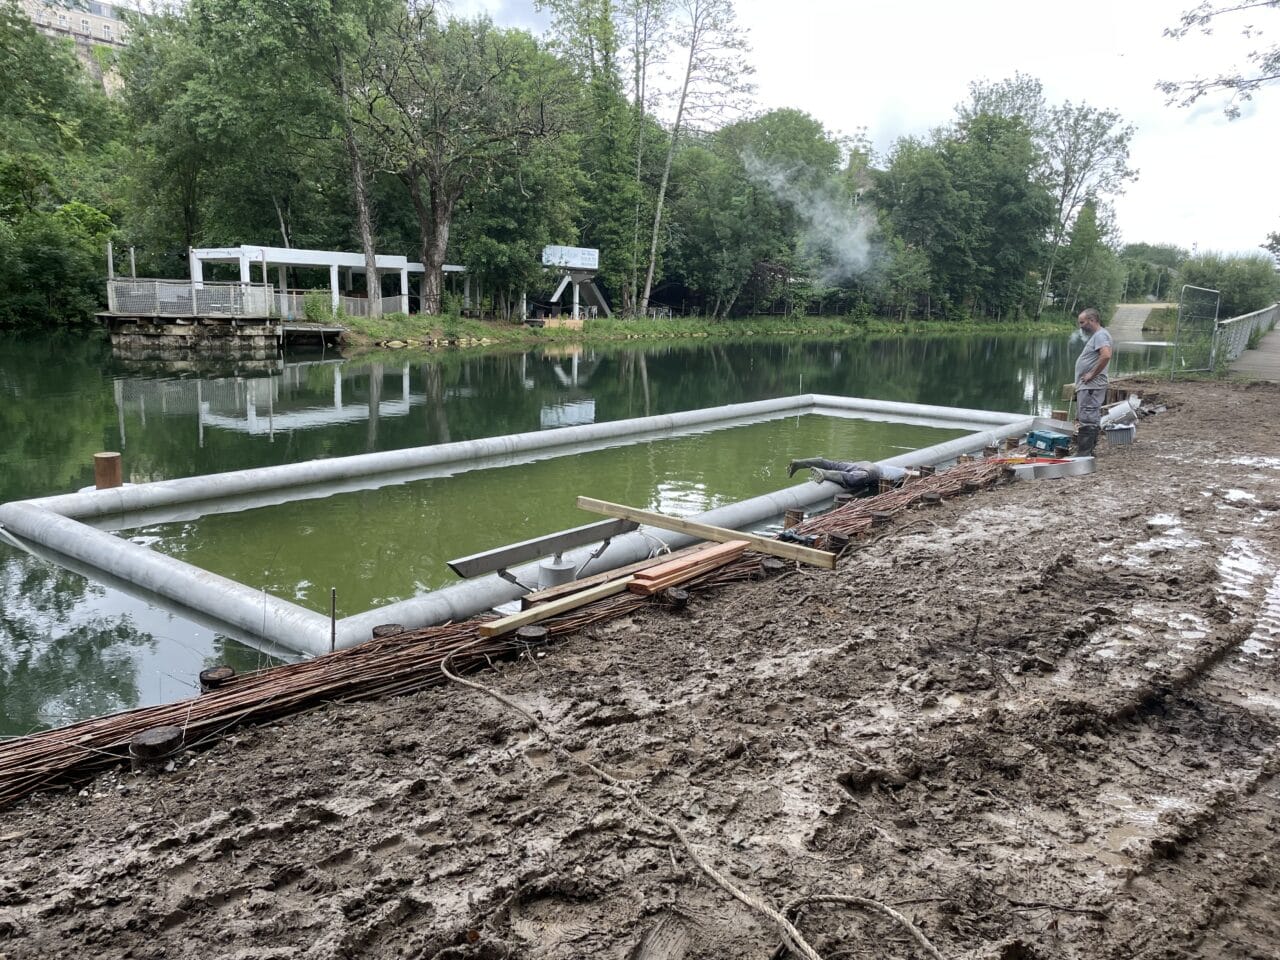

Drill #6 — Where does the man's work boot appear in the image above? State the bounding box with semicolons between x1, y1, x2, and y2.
1075;425;1099;457
788;457;822;478
809;467;845;485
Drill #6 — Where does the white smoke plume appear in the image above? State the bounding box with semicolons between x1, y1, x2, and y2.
742;151;878;286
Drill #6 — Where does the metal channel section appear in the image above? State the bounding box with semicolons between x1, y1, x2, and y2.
0;395;1125;658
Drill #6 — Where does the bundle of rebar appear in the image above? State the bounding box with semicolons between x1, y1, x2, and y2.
0;458;1010;809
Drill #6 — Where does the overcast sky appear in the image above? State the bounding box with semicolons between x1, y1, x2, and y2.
452;0;1277;257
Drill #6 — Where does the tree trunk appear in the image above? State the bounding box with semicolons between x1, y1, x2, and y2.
272;197;291;248
628;4;654;317
336;50;380;319
407;175;454;315
638;26;695;315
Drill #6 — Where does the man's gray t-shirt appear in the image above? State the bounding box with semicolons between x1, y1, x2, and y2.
1075;327;1113;389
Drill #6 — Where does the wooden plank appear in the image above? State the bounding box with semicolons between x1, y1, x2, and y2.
479;577;634;638
520;543;717;609
630;554;745;595
628;552;746;595
576;497;836;570
631;541;749;582
631;544;748;586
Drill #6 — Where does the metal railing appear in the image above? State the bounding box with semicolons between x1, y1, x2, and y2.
1214;303;1278;365
271;289;408;321
108;280;274;318
340;294;405;317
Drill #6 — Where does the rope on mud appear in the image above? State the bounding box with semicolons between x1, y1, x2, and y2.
440;647;825;960
782;894;946;960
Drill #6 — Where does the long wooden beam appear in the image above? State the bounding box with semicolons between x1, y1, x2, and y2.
575;497;836;569
521;542;717;609
478;577;634;638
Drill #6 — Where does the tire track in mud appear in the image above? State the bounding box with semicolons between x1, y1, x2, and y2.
800;513;1280;956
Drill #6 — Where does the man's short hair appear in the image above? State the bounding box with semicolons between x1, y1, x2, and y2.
1079;307;1102;325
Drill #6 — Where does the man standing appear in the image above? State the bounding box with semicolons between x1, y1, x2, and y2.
1074;307;1113;456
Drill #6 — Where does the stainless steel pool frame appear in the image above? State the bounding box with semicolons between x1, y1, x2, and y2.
2;395;1132;657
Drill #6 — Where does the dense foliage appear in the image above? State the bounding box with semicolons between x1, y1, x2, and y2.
0;0;121;327
1;0;1275;330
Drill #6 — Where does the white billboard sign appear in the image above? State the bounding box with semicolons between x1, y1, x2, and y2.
542;245;599;270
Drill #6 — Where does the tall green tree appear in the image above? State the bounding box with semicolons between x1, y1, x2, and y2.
638;0;752;315
1034;101;1137;317
361;12;572;314
191;0;400;311
1058;199;1123;313
0;0;118;326
1177;250;1280;317
538;0;640;305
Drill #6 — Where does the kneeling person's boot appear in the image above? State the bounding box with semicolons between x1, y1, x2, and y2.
788;457;822;478
1075;425;1099;457
809;467;846;486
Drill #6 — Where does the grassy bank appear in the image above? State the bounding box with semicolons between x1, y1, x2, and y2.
338;312;1076;351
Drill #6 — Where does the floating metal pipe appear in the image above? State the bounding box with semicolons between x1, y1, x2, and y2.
24;394;1027;522
0;394;1095;658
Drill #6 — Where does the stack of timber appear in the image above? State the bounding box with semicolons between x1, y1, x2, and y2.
627;540;749;595
520;542;719;609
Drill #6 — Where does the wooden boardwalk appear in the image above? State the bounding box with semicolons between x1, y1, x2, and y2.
1229;324;1280;381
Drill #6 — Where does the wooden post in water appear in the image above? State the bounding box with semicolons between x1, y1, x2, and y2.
93;452;122;489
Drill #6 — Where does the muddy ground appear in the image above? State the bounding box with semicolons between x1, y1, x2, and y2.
3;378;1280;960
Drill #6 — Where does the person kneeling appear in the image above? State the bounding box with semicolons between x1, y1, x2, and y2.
786;457;907;494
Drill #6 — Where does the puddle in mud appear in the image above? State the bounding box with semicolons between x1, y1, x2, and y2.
750;644;848;679
1221;456;1280;470
1243;692;1280;713
921;693;967;717
1223;489;1259;503
1065;789;1199;870
1217;538;1268;599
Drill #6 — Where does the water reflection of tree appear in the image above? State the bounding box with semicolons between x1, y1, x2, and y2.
0;551;153;736
0;334;118;503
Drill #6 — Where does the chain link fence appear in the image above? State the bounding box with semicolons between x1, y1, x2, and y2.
1169;284;1220;376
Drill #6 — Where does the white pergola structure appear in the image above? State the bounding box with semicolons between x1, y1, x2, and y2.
189;245;465;315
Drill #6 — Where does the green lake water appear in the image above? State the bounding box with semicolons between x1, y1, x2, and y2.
0;330;1167;735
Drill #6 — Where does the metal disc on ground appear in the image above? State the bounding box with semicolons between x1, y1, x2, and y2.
662;587;690;609
514;625;549;643
129;726;183;770
198;666;236;692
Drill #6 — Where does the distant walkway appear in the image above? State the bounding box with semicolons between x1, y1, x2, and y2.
1109;303;1173;343
1229;324;1280;381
